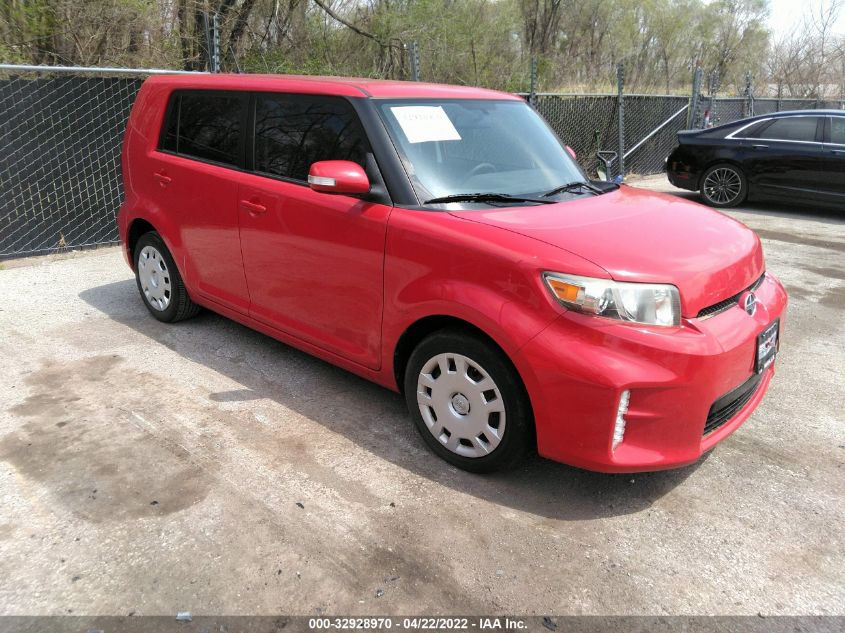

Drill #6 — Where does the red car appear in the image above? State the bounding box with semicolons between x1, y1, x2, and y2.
118;74;787;473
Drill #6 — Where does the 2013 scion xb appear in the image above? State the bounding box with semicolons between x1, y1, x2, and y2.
118;74;787;473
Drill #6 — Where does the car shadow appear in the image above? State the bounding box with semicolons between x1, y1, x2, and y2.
79;280;706;522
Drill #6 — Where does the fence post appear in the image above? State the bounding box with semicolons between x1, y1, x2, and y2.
689;65;703;128
529;56;538;106
202;12;220;72
408;42;420;82
707;69;719;127
211;13;220;73
776;82;783;112
744;72;754;118
617;62;625;180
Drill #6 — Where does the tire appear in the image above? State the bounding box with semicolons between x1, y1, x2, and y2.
134;231;201;323
699;163;748;208
403;329;533;473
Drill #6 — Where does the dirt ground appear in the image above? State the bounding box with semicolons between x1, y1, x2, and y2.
0;175;843;617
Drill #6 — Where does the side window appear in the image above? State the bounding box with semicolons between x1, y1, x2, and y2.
756;117;820;143
159;91;244;167
735;120;768;138
830;117;845;145
160;95;179;152
254;94;370;181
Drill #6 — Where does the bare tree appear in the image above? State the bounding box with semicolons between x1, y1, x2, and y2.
768;0;844;98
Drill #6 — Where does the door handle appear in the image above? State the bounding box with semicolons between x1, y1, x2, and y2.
240;199;267;215
831;149;845;155
153;171;172;186
752;144;769;150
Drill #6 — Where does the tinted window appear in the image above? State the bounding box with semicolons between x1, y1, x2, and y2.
757;116;820;142
161;92;244;166
254;95;370;181
160;97;179;152
735;120;767;137
830;117;845;144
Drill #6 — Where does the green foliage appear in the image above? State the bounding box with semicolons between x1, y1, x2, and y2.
0;0;775;94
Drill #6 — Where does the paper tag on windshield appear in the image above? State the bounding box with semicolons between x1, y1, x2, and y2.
390;106;461;144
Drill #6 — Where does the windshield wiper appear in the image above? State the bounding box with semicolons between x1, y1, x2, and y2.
423;192;555;205
541;181;603;198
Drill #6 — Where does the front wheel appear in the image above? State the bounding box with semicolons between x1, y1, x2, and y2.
404;329;533;473
699;163;748;208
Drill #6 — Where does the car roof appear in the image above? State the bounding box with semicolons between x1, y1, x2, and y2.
744;109;844;121
143;73;522;101
697;108;844;136
754;108;845;118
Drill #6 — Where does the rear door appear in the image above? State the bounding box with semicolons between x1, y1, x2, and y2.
821;115;845;200
744;115;825;201
154;90;251;313
237;93;391;369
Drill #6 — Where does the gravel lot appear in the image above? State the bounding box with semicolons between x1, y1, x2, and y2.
0;175;843;617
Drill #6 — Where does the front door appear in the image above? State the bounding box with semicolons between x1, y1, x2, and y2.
238;93;390;369
744;115;825;202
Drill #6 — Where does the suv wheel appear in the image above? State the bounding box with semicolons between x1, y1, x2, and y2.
134;232;201;322
404;329;533;473
700;163;747;208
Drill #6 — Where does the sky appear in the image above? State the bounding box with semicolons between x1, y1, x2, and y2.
767;0;845;37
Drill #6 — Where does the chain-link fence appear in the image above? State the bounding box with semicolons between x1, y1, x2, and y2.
622;95;690;175
533;66;845;181
530;94;690;176
0;66;154;258
1;63;844;259
531;94;619;177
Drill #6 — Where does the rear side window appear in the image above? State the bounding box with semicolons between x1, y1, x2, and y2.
755;116;820;143
734;120;767;137
254;94;370;181
159;91;245;167
830;117;845;145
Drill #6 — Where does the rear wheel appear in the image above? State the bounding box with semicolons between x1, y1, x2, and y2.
404;329;533;473
700;163;747;208
134;232;201;323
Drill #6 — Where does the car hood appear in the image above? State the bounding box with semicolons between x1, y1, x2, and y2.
449;185;764;318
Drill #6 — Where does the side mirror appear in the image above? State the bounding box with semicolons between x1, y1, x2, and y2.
308;160;370;195
565;145;577;160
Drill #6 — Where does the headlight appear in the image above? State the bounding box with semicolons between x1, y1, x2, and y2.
543;272;681;327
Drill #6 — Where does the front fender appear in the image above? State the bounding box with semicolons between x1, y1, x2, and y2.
381;209;608;391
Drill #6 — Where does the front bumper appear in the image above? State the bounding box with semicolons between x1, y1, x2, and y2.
516;272;788;472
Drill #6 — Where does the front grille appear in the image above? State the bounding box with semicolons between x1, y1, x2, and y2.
704;373;763;436
697;273;766;319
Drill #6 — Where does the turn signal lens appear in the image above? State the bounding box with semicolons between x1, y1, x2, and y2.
547;278;580;303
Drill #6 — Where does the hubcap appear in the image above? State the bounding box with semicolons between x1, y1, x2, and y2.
416;353;506;458
137;245;172;311
703;167;742;204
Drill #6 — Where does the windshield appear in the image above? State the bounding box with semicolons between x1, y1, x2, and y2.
376;99;586;204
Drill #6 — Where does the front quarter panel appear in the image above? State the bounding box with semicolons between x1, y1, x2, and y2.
381;208;610;388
